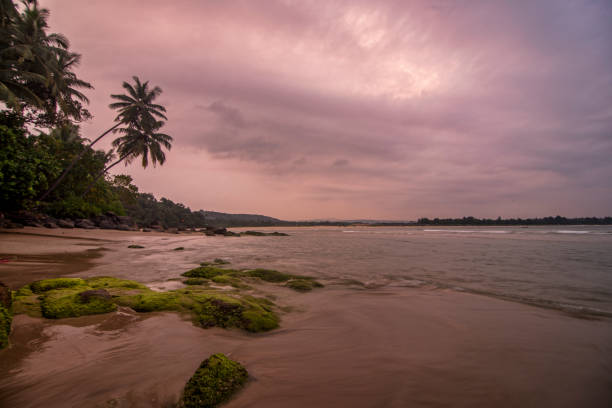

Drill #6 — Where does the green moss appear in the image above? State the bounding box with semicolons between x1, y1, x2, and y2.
183;278;210;286
40;289;117;318
127;244;145;249
114;291;179;312
86;276;147;290
181;353;248;408
13;275;280;333
174;247;185;251
286;279;324;292
183;266;235;279
0;305;11;349
200;258;230;266
30;278;86;294
244;269;292;282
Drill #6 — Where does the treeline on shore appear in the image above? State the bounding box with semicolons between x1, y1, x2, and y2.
1;1;175;227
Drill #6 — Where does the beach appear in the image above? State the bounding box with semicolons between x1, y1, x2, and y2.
1;227;611;407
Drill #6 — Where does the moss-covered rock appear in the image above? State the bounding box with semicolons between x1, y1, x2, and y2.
181;353;248;408
241;231;289;236
115;291;179;312
286;279;324;292
183;266;234;279
0;305;11;349
183;277;210;286
244;268;292;282
13;275;281;333
30;278;86;294
200;258;230;266
40;288;117;318
86;276;146;290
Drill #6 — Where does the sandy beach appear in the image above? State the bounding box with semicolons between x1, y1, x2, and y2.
1;227;611;407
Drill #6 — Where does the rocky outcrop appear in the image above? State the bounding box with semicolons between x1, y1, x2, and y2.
57;219;75;228
75;219;96;229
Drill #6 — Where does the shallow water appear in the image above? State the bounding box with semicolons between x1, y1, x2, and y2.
1;226;612;407
80;225;612;317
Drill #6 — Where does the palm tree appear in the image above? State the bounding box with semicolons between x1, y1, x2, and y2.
82;120;173;195
39;76;167;201
0;0;89;115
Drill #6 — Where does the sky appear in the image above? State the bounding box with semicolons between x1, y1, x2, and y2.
40;0;612;220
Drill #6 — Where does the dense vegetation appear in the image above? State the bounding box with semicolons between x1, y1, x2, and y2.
1;0;172;220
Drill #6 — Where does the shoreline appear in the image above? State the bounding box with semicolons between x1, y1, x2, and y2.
1;227;612;407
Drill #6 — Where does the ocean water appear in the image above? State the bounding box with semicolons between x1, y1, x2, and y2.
176;225;612;318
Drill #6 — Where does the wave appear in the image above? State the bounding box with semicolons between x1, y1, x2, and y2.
423;229;510;234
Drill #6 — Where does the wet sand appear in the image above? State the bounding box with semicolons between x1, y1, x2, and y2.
1;228;611;407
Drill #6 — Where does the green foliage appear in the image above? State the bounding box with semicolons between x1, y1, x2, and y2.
0;305;12;349
0;112;60;211
181;353;248;408
0;0;92;127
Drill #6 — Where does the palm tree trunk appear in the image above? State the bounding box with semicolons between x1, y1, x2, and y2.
81;154;129;197
38;122;121;202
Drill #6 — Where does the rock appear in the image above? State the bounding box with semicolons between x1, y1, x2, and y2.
165;227;179;234
142;228;152;232
213;227;227;235
43;222;59;229
204;230;215;236
117;216;136;227
75;219;96;229
116;223;132;231
0;281;11;309
57;219;75;228
181;353;248;408
98;219;117;229
223;231;240;237
78;289;111;303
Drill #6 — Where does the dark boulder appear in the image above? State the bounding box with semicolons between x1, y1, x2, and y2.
117;216;136;227
98;219;117;229
43;222;59;229
57;219;75;228
75;219;96;229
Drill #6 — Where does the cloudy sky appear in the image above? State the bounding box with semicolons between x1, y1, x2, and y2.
41;0;612;220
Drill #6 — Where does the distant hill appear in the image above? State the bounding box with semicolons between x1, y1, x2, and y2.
201;211;283;227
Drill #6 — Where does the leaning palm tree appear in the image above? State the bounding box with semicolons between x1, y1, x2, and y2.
39;76;167;201
82;120;173;195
